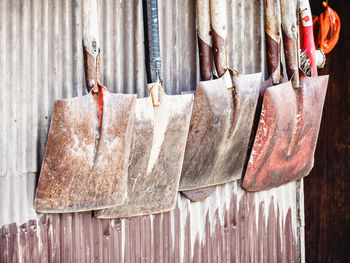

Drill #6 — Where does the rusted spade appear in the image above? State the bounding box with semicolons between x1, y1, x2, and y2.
95;0;193;218
34;0;136;213
179;0;262;200
242;0;328;191
180;0;216;202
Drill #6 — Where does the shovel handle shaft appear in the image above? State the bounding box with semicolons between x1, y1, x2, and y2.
197;0;213;81
280;0;300;88
145;0;162;83
82;0;100;55
265;0;282;84
82;0;101;92
298;0;317;76
210;0;228;77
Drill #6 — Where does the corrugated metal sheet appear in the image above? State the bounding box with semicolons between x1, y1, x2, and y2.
0;0;304;261
1;180;300;262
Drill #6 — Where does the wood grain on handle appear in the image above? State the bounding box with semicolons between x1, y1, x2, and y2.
82;0;100;92
197;0;213;81
82;0;99;56
265;0;282;84
280;0;299;88
210;0;228;77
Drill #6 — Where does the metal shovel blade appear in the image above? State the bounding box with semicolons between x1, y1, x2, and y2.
242;75;328;191
96;93;193;218
179;71;262;191
34;92;136;213
94;97;154;218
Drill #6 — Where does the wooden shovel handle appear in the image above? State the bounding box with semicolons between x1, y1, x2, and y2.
197;0;213;81
280;0;299;88
210;0;228;77
265;0;282;84
82;0;101;93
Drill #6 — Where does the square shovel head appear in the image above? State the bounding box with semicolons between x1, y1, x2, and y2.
242;75;329;191
179;72;262;191
34;92;136;213
95;93;193;218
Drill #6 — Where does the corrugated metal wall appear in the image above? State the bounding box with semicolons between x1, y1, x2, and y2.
1;180;302;262
0;0;304;262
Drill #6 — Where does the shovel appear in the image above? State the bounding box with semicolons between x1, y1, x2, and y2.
179;0;262;195
95;0;193;218
34;0;136;213
242;0;328;191
180;0;216;202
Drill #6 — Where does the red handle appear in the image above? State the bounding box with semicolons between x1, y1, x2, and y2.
299;0;317;76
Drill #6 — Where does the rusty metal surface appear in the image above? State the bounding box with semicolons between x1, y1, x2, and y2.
243;75;329;191
181;186;217;202
35;92;136;212
180;71;262;191
1;181;300;263
96;93;193;218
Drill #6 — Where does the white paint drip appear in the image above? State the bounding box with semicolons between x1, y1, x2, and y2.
121;218;125;262
176;193;189;262
173;180;298;258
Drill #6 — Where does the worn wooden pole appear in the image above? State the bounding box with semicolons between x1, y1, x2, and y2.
210;0;228;77
82;0;101;93
280;0;300;88
265;0;282;84
197;0;213;80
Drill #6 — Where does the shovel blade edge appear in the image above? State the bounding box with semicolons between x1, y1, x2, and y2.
242;75;329;191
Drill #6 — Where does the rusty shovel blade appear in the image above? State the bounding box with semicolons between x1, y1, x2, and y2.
94;97;154;218
179;71;262;191
34;92;136;213
95;91;193;218
242;75;328;191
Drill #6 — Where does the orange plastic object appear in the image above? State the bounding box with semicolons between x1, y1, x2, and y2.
313;3;341;54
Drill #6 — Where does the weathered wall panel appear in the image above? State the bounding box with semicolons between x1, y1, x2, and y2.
0;0;303;262
1;181;299;263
